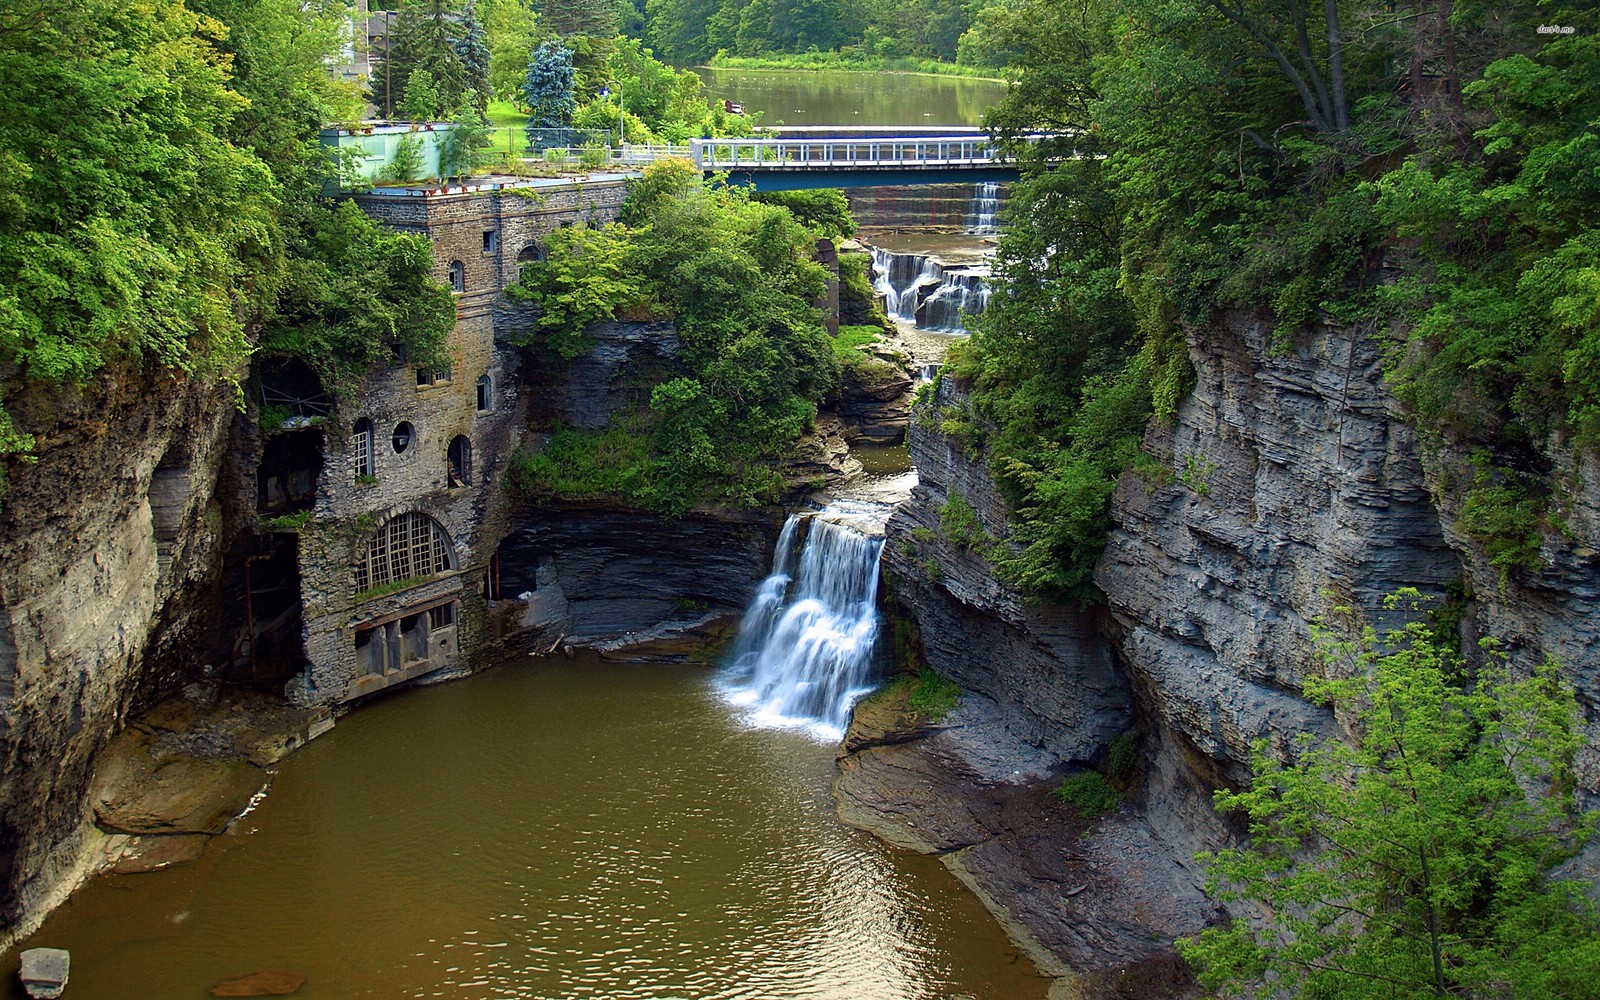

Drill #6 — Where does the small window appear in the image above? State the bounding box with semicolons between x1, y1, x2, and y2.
392;421;413;454
448;435;472;488
352;418;375;480
448;260;465;293
482;230;497;252
390;341;408;364
476;374;492;412
429;603;455;630
417;364;452;388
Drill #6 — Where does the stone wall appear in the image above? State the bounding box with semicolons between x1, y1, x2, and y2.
289;178;633;706
0;374;242;945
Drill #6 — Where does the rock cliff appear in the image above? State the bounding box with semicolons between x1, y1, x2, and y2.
0;374;245;946
851;310;1600;986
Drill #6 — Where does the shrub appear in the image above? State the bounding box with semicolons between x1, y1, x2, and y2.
1053;771;1120;818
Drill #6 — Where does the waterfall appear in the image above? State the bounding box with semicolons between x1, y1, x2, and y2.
719;506;885;741
869;246;991;335
967;182;1000;235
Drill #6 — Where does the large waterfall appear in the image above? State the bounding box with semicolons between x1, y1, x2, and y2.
870;246;991;334
719;506;886;741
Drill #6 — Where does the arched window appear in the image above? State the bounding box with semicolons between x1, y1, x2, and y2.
355;512;454;592
516;243;543;264
476;374;492;412
448;260;465;293
391;421;413;454
352;418;374;480
448;435;472;488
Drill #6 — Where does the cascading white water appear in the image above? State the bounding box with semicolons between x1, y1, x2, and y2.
869;245;991;334
719;506;885;741
967;181;1000;235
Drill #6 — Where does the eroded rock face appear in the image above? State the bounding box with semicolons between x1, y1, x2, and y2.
552;321;682;430
0;375;243;945
487;506;782;656
1096;315;1461;787
883;380;1131;762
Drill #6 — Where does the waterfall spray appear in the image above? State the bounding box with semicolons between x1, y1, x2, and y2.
720;507;886;741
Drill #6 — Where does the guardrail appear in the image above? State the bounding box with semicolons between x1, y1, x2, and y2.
688;135;1001;170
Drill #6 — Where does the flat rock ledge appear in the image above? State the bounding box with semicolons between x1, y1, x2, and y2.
834;686;1218;999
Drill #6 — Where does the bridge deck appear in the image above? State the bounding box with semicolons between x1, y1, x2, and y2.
689;135;1002;172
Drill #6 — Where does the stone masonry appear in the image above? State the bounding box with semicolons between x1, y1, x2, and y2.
288;176;631;706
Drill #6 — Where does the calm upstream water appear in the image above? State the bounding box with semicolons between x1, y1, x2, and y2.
13;660;1048;999
691;66;1006;126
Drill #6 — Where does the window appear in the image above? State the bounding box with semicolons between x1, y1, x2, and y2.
429;603;455;630
448;260;465;293
476;374;492;412
448;435;472;488
416;364;451;387
355;512;454;592
482;230;497;252
391;421;413;454
352;418;374;480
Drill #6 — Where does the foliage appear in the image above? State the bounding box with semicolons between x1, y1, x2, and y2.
1179;592;1599;998
1053;771;1120;818
509;161;840;512
258;201;455;398
453;3;492;112
938;491;990;554
0;0;279;468
644;0;1007;66
376;0;471;117
907;668;961;720
441;96;495;178
523;41;577;131
752;190;856;239
397;68;446;121
837;253;885;326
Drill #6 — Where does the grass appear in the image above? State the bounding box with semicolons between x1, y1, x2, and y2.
906;668;961;720
1052;772;1121;818
260;509;313;532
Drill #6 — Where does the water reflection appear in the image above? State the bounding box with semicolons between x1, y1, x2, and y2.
14;660;1048;999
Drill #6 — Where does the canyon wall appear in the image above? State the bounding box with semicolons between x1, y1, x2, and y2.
865;309;1600;982
0;375;246;945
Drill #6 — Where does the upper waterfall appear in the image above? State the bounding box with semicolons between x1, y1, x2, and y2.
719;504;887;741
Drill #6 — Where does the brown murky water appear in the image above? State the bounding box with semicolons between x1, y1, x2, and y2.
12;659;1049;999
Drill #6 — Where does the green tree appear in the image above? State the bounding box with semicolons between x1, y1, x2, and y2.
486;0;541;100
397;67;445;120
441;94;493;177
453;2;492;113
1179;592;1600;998
523;41;576;134
378;0;468;117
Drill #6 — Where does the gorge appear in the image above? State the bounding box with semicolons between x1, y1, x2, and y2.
3;7;1598;999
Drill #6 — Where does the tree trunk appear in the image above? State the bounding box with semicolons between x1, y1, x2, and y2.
1323;0;1349;130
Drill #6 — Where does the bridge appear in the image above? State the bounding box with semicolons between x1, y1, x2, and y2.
685;129;1018;190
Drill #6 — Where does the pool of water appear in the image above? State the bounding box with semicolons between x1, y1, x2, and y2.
690;66;1006;127
11;659;1048;1000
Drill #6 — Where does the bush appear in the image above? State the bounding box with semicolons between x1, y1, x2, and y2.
1052;771;1120;818
907;668;961;720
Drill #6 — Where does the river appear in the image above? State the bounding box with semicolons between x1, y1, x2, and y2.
690;66;1006;127
14;659;1048;999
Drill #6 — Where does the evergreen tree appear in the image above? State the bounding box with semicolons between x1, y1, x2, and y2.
523;42;577;138
539;0;617;39
453;2;492;114
377;0;468;117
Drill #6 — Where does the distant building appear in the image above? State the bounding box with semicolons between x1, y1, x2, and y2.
330;3;396;85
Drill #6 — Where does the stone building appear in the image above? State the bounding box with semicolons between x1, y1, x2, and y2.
284;175;632;706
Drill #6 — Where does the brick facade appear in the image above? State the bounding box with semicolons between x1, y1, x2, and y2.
287;177;631;706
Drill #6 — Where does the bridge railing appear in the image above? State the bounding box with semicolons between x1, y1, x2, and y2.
688;136;1002;170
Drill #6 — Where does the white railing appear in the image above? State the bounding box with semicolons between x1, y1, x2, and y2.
689;135;1000;170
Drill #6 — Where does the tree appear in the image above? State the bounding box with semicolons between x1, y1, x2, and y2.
539;0;617;39
453;2;491;113
1179;592;1600;998
486;1;540;100
441;94;493;178
523;41;576;134
377;0;468;117
397;67;445;120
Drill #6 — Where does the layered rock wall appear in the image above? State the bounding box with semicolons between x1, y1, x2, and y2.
0;375;243;945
